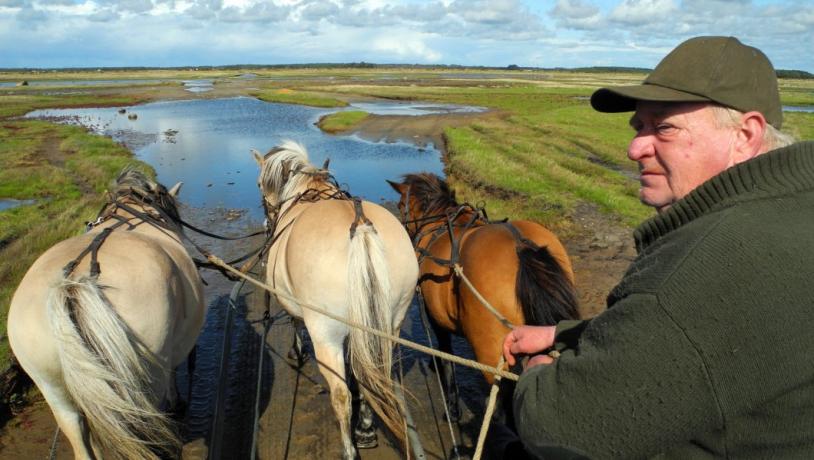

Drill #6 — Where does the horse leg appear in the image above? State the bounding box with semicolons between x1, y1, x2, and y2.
39;381;97;460
313;342;357;460
348;370;378;449
186;345;196;408
287;318;307;367
431;324;461;422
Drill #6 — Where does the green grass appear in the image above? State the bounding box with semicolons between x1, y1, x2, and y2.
317;110;370;133
253;88;348;108
0;119;147;367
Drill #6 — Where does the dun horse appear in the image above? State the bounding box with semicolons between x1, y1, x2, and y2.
8;169;206;460
388;172;579;419
253;141;418;459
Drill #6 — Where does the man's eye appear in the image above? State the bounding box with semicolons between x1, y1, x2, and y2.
656;123;676;134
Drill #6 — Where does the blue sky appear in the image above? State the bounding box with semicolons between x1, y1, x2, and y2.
1;0;812;72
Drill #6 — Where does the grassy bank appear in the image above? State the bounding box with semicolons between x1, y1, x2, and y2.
0;94;151;368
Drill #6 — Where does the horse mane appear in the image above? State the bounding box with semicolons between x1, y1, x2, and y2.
259;140;332;203
111;167;181;224
401;172;459;216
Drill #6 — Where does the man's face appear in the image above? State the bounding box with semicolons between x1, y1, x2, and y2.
628;102;739;213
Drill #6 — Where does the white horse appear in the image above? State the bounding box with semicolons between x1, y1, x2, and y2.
253;141;419;459
8;169;206;460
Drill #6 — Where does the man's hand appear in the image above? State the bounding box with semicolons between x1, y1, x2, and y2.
503;325;557;369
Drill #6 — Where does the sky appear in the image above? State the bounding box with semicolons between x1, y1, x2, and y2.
0;0;812;72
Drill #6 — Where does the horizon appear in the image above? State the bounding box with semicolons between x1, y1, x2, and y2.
1;1;812;73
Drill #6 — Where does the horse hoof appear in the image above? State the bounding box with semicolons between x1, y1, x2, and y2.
354;431;378;449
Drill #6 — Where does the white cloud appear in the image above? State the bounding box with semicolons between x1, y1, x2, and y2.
0;0;810;72
609;0;677;26
550;0;603;30
373;35;442;62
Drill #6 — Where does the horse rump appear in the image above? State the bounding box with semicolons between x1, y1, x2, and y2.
47;276;180;460
515;242;579;326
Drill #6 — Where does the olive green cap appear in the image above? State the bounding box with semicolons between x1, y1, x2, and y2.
591;36;783;128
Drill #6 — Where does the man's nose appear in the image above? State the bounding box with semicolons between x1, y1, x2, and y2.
628;134;654;161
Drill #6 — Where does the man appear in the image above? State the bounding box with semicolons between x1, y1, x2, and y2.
501;36;813;458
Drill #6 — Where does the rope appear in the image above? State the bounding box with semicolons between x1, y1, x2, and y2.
452;264;515;330
417;287;460;460
205;254;520;382
473;356;506;460
48;425;60;460
250;309;272;460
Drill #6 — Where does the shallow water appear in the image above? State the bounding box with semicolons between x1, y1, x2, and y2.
783;105;814;113
0;198;35;211
26;97;446;219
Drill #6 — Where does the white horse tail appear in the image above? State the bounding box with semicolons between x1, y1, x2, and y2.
346;221;406;443
46;276;179;460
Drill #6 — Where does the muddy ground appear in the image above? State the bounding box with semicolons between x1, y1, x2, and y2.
0;96;638;459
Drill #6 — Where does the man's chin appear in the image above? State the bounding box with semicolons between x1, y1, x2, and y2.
639;190;672;212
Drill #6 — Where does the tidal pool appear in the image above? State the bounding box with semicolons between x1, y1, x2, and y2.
26;96;447;219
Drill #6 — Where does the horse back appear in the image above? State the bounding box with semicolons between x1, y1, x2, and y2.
274;199;417;318
10;230;204;368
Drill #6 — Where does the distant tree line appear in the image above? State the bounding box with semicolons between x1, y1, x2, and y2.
0;63;811;78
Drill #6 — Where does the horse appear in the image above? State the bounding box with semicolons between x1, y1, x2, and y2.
8;169;206;460
388;172;580;420
252;141;419;460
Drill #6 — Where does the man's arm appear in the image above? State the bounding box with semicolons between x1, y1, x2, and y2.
513;293;722;459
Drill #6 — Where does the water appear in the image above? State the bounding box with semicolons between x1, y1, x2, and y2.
347;100;486;116
0;198;35;211
26;97;446;219
783;105;814;113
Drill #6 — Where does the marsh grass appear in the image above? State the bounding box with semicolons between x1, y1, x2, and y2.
0;116;146;364
252;88;348;108
317;110;370;133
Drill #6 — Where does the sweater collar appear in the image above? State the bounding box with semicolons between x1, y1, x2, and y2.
634;141;814;252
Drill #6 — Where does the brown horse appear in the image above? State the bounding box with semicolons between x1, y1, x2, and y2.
388;173;579;418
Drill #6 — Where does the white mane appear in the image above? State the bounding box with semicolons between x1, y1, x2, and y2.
258;140;325;204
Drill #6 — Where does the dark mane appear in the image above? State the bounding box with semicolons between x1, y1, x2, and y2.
112;167;181;223
401;172;459;216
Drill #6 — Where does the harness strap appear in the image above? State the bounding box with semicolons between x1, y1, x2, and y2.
349;197;375;238
500;221;538;250
62;219;129;277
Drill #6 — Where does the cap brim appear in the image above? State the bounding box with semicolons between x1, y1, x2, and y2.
590;84;712;113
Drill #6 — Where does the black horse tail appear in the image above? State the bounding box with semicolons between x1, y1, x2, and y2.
516;242;579;325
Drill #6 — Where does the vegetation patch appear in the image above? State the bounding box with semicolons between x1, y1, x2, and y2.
317;110;370;133
253;88;348;108
0;119;146;367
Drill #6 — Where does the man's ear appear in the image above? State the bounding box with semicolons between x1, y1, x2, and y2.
733;111;768;164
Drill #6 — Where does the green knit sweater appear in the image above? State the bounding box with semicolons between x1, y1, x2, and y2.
514;141;814;459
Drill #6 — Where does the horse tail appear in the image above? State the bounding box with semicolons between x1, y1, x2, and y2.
516;242;580;325
346;222;406;443
46;276;179;460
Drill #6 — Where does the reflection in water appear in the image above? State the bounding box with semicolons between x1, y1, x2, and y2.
26;97;445;219
0;199;36;211
783;105;814;113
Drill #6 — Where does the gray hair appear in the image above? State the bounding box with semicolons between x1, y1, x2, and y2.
709;105;796;151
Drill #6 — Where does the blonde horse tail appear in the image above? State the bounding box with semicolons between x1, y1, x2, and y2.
46;276;179;460
346;222;407;443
